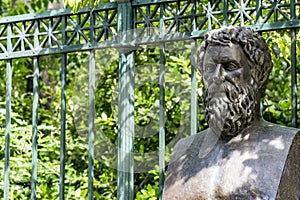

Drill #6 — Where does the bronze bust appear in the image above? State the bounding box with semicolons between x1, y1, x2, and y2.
163;27;300;199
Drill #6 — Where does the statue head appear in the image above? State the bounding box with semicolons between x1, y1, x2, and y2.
198;26;273;140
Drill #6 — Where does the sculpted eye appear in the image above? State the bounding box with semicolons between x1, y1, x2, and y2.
225;62;240;71
205;64;215;73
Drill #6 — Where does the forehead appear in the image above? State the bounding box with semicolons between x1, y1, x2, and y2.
204;43;243;62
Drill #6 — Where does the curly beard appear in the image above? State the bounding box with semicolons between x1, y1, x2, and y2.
203;82;256;140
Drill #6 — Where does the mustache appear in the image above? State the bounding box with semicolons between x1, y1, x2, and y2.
203;82;239;104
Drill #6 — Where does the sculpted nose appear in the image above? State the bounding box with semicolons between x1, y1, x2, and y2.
212;64;225;83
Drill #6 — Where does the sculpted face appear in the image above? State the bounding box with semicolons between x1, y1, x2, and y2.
202;43;256;139
198;26;273;140
202;43;251;89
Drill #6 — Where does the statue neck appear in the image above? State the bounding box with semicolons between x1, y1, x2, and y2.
253;96;264;121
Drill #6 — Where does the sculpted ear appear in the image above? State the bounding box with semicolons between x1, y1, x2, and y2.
255;49;264;67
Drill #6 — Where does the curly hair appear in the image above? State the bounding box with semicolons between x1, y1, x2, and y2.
198;26;273;95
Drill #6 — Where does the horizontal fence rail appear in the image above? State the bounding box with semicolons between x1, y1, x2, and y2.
1;0;299;200
0;0;299;60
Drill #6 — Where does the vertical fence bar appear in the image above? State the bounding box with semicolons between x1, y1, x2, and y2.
31;16;40;200
191;0;196;31
223;0;228;26
159;43;165;200
4;59;12;200
208;2;212;30
290;0;295;20
88;49;96;200
274;2;278;22
240;0;244;26
190;40;197;135
88;9;96;200
191;0;197;135
31;57;39;200
290;0;297;128
291;29;297;128
117;1;134;200
59;53;67;200
59;14;67;200
158;3;166;199
4;21;13;200
256;0;262;24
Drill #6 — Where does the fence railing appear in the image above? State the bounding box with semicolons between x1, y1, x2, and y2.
1;0;299;199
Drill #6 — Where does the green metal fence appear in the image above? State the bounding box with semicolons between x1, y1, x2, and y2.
1;0;299;199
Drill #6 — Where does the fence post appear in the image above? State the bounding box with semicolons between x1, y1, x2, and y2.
117;1;135;200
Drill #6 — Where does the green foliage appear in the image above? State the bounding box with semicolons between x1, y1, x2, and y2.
64;0;113;12
1;32;298;199
262;30;300;126
1;0;58;16
0;1;299;199
136;183;159;200
0;39;198;199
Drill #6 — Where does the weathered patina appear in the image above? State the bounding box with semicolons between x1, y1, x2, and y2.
163;27;300;199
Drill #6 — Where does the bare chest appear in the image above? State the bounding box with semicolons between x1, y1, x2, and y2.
163;131;297;200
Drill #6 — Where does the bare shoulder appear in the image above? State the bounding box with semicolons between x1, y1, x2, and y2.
226;120;299;153
258;120;300;143
261;120;300;134
170;129;209;162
